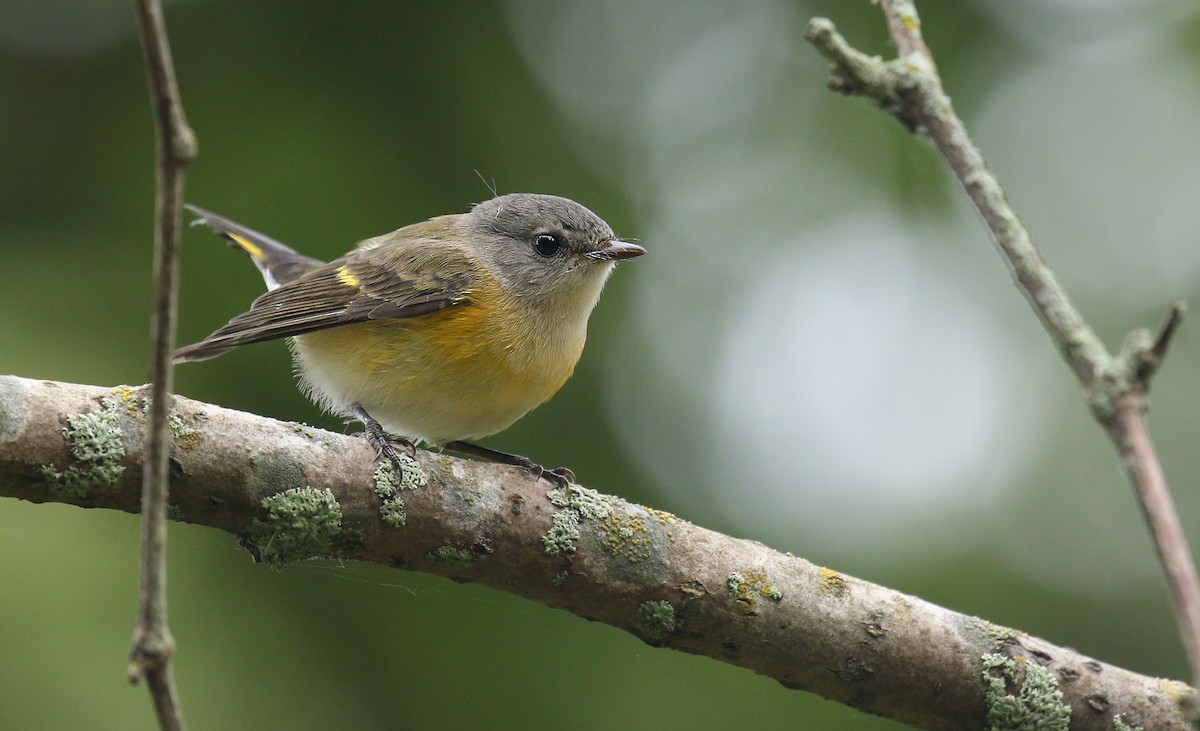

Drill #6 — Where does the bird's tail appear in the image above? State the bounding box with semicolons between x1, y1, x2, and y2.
175;205;327;363
185;204;325;291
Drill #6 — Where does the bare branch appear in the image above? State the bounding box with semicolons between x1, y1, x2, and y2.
805;12;1108;389
804;0;1200;705
0;376;1193;731
132;0;197;728
1108;395;1200;707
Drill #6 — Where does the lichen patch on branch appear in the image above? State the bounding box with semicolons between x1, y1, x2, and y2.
248;486;343;568
543;485;612;555
727;570;784;617
373;455;427;528
980;653;1071;731
40;391;130;498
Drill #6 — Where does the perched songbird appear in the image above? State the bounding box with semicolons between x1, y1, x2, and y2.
174;194;645;485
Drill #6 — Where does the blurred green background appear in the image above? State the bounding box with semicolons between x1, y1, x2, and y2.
4;0;1200;728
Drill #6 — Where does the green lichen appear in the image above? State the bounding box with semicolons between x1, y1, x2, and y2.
39;386;211;496
372;457;427;528
168;413;199;449
981;653;1071;731
543;509;581;555
248;487;342;568
727;571;783;617
543;486;612;555
374;460;402;494
574;491;610;520
167;504;185;522
379;500;407;528
41;403;126;498
1112;715;1143;731
547;485;610;519
636;600;676;642
552;570;569;586
426;545;473;568
380;454;428;491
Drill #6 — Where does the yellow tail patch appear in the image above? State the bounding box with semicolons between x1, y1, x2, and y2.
229;233;266;262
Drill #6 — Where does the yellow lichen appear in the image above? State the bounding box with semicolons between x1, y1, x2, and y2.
727;570;783;616
598;509;653;563
645;507;675;526
109;385;141;415
818;566;847;597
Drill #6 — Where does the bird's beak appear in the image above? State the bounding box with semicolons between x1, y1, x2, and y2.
586;240;647;261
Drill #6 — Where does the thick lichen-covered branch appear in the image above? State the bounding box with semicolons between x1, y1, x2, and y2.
0;376;1192;731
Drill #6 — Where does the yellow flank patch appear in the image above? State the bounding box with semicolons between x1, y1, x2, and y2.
336;266;360;288
229;234;265;261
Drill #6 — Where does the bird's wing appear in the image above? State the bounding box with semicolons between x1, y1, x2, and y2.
174;234;477;362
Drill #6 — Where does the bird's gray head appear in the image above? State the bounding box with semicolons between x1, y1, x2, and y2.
466;193;644;310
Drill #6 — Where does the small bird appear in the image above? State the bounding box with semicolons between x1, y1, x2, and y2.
174;194;645;485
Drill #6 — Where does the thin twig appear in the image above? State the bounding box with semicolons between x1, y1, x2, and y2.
131;1;196;729
1109;394;1200;693
805;0;1200;701
879;0;932;63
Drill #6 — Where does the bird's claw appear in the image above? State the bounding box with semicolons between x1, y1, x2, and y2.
509;455;575;486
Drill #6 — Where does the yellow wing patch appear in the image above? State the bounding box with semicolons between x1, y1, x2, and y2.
336;266;361;288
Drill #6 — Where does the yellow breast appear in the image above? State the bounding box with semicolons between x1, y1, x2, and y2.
289;278;585;444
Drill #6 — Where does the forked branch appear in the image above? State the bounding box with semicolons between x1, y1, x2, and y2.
805;0;1200;714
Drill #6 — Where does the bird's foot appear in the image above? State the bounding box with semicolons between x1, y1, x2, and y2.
351;405;418;471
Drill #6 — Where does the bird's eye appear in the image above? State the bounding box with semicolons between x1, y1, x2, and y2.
533;233;563;257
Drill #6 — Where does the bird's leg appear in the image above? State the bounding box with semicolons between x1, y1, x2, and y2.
351;405;418;471
443;440;575;487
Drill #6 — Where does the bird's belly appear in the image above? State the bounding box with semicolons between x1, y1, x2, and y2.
290;307;581;444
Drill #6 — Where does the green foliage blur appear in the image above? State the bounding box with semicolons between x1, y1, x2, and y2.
3;1;1200;729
